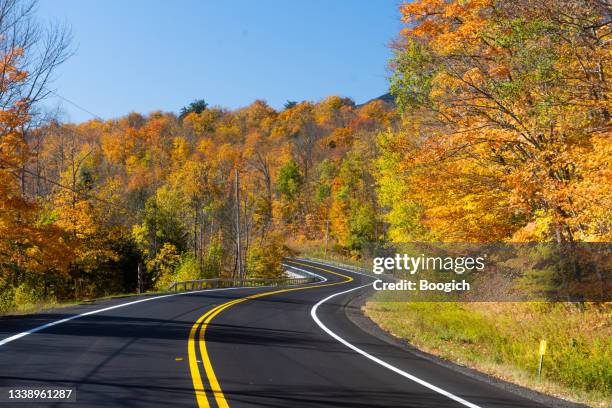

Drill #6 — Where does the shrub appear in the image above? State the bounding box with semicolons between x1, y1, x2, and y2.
248;236;287;278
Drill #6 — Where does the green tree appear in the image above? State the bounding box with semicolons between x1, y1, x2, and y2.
179;99;208;120
276;159;302;201
283;100;297;110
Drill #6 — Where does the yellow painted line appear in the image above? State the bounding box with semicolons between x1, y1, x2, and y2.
188;308;213;408
189;298;247;408
189;260;354;408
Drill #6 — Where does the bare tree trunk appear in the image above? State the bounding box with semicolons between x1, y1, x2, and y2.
193;201;198;259
199;211;205;274
243;198;250;278
235;168;242;280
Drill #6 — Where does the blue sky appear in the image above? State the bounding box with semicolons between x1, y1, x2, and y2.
37;1;403;123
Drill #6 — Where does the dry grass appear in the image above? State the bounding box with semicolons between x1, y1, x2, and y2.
365;299;611;408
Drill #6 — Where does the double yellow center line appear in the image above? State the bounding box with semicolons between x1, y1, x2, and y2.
187;260;354;408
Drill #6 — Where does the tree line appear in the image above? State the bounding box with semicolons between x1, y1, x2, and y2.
0;0;609;311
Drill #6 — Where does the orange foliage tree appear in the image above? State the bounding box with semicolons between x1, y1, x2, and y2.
383;0;611;242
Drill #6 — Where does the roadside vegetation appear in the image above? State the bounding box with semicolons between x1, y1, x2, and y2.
365;300;611;407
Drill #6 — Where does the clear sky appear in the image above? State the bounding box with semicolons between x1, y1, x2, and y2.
37;0;403;123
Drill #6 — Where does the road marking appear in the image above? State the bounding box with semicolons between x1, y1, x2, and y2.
310;280;483;408
188;260;353;408
281;263;328;283
189;301;230;408
295;258;374;278
0;286;281;348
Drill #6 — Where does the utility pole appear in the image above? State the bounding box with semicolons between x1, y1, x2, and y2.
325;219;330;255
235;168;242;280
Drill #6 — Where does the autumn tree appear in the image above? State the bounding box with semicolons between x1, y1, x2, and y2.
0;0;73;310
384;0;611;243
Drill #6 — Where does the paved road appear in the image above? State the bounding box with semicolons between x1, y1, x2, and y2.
0;259;546;407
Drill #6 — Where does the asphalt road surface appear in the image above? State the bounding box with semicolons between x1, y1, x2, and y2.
0;259;548;407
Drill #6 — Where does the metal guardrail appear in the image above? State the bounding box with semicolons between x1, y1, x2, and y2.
167;276;318;292
167;256;375;293
298;256;374;275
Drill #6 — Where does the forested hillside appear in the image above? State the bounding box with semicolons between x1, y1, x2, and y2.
2;94;396;308
0;0;610;313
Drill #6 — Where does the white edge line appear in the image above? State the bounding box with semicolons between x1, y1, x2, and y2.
308;264;482;408
0;275;320;348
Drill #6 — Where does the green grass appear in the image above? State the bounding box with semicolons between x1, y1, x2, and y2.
364;298;611;408
0;290;166;317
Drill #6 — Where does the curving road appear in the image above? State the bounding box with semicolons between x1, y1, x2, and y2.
0;259;551;407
